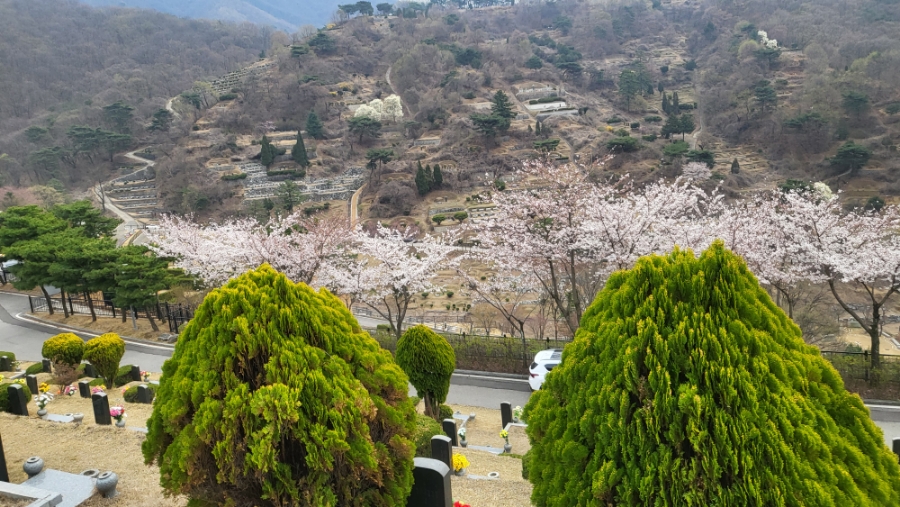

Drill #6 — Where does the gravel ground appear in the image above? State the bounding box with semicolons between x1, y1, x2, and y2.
0;413;186;507
451;404;531;454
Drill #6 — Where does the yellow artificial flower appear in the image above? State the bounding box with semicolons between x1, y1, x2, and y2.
452;454;470;472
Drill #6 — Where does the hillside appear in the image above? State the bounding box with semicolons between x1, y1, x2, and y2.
78;0;346;30
0;0;266;194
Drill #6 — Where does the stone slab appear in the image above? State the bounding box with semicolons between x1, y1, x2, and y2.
22;469;95;507
466;444;503;455
40;414;74;424
127;427;148;433
0;481;63;507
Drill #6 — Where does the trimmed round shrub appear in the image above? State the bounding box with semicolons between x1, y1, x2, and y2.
123;383;156;403
82;333;125;389
142;264;415;506
114;365;135;386
414;414;444;458
0;384;32;413
439;404;453;421
396;325;455;420
524;241;900;506
0;351;16;363
25;363;43;375
42;333;84;367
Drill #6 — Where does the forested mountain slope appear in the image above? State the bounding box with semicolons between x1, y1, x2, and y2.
0;0;266;188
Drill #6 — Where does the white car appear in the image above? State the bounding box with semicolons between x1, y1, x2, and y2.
528;349;562;390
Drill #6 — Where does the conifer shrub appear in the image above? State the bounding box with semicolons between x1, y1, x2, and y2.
123;383;156;403
82;333;125;389
396;325;455;420
41;333;84;367
414;414;444;458
524;242;900;506
439;404;453;421
142;265;415;506
0;384;32;413
25;363;43;375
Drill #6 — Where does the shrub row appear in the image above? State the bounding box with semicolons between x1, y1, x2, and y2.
221;172;248;181
528;95;561;105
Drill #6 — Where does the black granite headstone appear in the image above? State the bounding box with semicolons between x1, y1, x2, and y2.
406;457;452;507
500;401;512;429
25;375;39;397
0;426;8;482
442;419;458;447
130;365;141;382
41;359;51;373
893;438;900;462
430;435;452;469
92;393;111;425
0;356;10;372
83;363;98;378
6;384;29;416
137;385;153;404
78;380;92;398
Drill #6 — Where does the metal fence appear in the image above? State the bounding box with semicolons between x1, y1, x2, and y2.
28;295;196;334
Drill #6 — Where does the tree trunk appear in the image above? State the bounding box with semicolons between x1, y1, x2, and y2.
40;286;54;316
61;289;69;318
147;310;160;332
121;307;127;323
85;292;97;322
423;392;440;422
871;303;882;370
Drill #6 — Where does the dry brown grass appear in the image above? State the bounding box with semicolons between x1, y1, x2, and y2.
450;450;532;506
0;413;186;507
37;313;165;342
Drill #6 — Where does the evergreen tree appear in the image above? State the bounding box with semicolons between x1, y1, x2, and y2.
260;135;274;167
415;161;429;196
143;265;416;505
397;325;455;421
657;82;664;93
424;164;434;192
662;93;669;115
672;91;680;112
524;242;900;506
731;158;741;174
535;121;542;136
661;113;681;138
679;113;696;141
491;90;515;120
432;164;443;188
306;111;324;139
112;245;181;331
291;130;310;167
275;181;305;211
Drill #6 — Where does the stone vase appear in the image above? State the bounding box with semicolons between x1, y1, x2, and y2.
23;457;44;478
37;408;47;417
73;413;84;425
454;468;467;477
115;418;126;428
503;442;512;454
460;438;467;448
96;471;119;498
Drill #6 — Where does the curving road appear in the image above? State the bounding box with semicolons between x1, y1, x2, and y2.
96;150;156;245
349;183;365;228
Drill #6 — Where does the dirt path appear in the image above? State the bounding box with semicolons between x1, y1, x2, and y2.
97;150;156;245
350;183;365;228
385;65;410;116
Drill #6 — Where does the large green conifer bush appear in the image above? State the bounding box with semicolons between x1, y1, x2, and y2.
82;333;125;389
41;332;84;367
525;242;900;506
396;325;455;420
142;265;416;506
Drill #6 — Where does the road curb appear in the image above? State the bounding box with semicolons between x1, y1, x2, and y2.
18;313;175;356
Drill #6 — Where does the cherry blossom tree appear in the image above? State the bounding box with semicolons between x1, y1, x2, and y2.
681;161;712;181
147;213;352;287
382;95;403;123
326;224;458;339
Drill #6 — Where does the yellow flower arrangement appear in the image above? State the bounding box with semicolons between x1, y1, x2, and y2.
452;454;469;472
38;382;50;393
500;429;509;443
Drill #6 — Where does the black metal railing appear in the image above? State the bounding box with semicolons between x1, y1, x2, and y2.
28;294;196;334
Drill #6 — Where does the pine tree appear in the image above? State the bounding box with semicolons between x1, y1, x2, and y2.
491;90;515;120
415;161;429;196
143;265;416;505
432;164;443;188
679;113;696;141
424;164;434;192
731;158;741;174
260;135;274;167
291;130;310;167
306;111;324;139
524;242;900;506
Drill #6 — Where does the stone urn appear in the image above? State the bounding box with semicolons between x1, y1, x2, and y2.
503;443;512;454
454;468;467;477
72;413;84;425
96;471;119;498
23;456;44;478
115;418;126;428
460;438;467;448
37;408;48;417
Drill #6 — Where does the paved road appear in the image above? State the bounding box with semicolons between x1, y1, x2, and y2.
3;291;900;444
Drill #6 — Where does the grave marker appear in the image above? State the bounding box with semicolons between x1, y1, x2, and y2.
0;356;10;372
430;435;452;470
92;393;111;425
25;375;39;397
500;402;512;429
7;384;29;416
78;380;91;398
406;457;452;507
137;385;153;404
83;364;98;378
442;419;458;447
130;365;141;382
41;359;51;373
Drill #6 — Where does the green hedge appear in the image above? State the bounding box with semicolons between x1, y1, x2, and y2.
0;383;32;412
0;351;16;364
114;365;135;386
528;96;561;105
25;363;43;375
414;414;444;458
439;404;453;421
221;173;248;181
124;383;157;403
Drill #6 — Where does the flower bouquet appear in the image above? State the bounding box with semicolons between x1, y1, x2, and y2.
453;501;472;507
34;393;53;412
110;406;126;425
141;370;150;382
91;386;105;395
512;405;523;422
451;454;469;475
38;382;50;394
62;385;77;397
499;429;509;444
